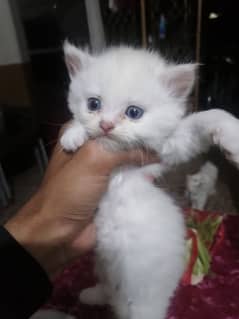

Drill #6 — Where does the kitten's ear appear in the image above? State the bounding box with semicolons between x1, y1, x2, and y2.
163;64;197;99
63;41;92;78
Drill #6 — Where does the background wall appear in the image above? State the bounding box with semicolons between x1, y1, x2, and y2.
0;0;31;106
0;0;28;65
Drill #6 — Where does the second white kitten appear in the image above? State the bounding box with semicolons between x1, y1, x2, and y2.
186;161;218;210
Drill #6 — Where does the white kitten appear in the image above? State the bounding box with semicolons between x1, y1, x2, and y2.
61;44;191;319
186;161;218;210
60;43;239;319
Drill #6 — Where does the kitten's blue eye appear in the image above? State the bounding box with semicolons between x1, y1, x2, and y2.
125;106;144;119
87;97;101;111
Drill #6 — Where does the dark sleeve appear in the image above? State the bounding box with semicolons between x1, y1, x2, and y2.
0;226;52;319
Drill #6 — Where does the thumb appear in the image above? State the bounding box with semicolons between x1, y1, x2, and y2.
71;223;96;256
112;148;160;168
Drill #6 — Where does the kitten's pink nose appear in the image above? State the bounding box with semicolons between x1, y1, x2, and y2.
100;120;114;134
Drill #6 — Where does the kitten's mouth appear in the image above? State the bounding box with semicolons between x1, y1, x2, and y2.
98;133;116;141
97;129;115;138
102;131;110;136
89;130;116;142
89;130;133;151
94;135;123;151
92;132;130;151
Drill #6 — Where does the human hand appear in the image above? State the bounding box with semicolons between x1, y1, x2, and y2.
5;131;159;277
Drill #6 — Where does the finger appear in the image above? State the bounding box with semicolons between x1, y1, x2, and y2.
71;223;96;255
112;148;159;168
72;140;159;173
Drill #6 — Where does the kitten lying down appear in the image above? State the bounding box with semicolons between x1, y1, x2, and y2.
52;45;239;319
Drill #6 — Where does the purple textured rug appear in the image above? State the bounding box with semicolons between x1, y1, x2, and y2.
45;214;239;319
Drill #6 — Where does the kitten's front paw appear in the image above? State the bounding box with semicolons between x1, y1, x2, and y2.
60;125;86;152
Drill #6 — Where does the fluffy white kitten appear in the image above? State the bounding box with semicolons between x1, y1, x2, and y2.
186;161;218;210
61;43;239;319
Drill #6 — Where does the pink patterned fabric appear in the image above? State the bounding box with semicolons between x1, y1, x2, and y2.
46;215;239;319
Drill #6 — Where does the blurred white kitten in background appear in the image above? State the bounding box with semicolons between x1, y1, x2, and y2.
186;161;218;210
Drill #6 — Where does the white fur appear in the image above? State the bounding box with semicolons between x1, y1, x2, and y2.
61;45;239;319
60;121;87;151
160;109;239;168
93;171;185;319
186;161;218;210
